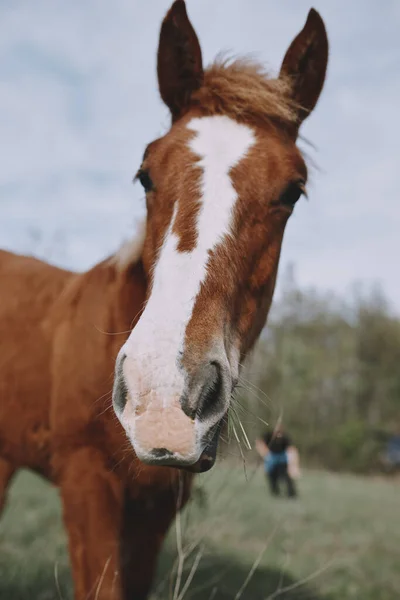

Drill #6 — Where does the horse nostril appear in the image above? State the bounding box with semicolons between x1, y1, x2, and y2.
112;353;128;414
196;361;223;421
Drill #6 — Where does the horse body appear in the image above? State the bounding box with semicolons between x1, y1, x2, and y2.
0;250;69;475
0;248;190;599
0;1;329;598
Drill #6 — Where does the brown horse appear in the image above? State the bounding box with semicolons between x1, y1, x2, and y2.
0;2;328;599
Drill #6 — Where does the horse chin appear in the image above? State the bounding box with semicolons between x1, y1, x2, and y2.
185;451;216;473
184;419;223;473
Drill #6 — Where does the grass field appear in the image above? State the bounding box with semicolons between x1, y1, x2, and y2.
0;464;399;600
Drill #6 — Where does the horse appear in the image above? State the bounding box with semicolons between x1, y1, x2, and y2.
0;1;328;598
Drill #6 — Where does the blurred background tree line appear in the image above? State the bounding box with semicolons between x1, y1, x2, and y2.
234;265;400;474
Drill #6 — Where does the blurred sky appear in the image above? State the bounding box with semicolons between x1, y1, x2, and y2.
1;1;399;308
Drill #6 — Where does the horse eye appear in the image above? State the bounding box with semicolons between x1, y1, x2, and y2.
280;181;305;208
137;169;153;193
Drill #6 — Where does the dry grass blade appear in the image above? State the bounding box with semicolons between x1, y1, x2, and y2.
276;551;291;595
229;420;251;480
265;557;337;599
233;396;270;429
238;371;274;405
54;562;63;600
94;555;112;600
172;475;185;600
176;545;205;600
234;521;281;600
230;405;252;450
208;587;218;600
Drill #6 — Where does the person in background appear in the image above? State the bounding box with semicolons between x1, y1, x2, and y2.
256;426;300;498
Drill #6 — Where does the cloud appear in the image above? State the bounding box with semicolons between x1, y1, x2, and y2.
0;0;399;308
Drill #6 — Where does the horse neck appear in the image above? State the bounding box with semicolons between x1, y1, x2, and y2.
67;256;147;421
49;255;147;374
88;256;148;357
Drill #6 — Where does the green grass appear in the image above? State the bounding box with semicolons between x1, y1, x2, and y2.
0;465;399;599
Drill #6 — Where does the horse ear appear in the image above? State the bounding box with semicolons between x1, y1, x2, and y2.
279;9;328;132
157;0;204;121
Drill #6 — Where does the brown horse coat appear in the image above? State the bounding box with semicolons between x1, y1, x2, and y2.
0;247;191;599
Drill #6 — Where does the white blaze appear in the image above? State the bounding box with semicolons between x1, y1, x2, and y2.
122;115;255;411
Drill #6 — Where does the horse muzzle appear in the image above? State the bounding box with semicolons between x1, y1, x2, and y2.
112;352;228;472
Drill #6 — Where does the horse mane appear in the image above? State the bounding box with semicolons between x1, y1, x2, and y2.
193;57;298;128
111;219;147;271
